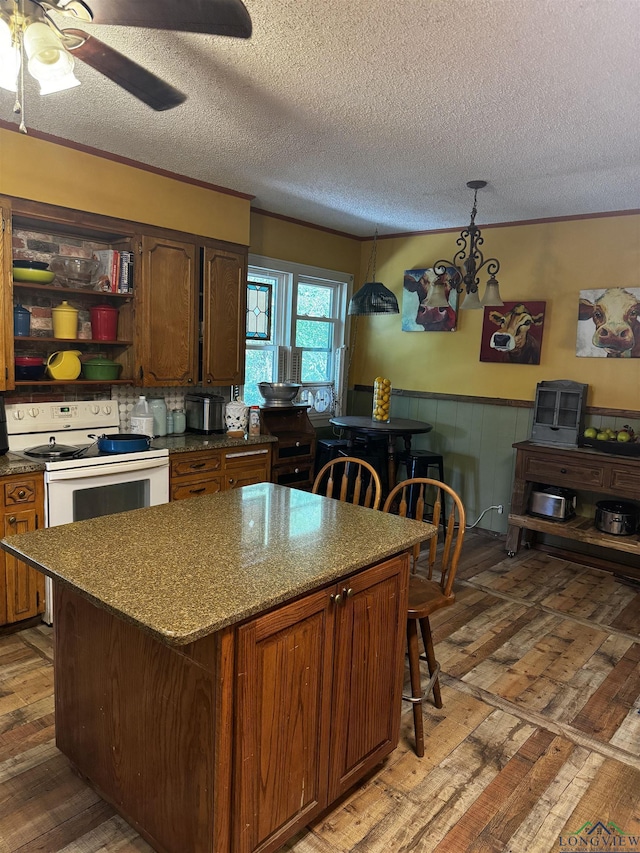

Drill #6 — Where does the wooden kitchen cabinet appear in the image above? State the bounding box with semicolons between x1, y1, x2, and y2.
234;554;408;853
0;196;248;389
0;473;45;625
170;445;272;501
0;202;12;390
260;406;317;490
202;245;247;386
506;440;640;574
135;235;198;386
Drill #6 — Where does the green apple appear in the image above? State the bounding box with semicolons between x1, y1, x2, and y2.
596;432;608;440
617;430;631;442
584;427;597;439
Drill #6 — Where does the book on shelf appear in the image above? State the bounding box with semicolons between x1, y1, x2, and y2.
94;249;133;293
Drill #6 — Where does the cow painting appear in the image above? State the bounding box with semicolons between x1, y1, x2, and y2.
402;267;458;332
577;287;640;358
480;301;546;364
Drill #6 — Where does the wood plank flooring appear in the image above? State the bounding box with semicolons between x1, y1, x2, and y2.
1;532;639;853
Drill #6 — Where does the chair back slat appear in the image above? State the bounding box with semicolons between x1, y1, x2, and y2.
382;476;466;597
312;457;382;510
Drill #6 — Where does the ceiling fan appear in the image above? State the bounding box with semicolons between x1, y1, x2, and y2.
0;0;252;118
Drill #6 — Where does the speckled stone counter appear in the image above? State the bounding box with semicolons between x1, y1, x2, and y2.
0;433;277;477
1;482;434;646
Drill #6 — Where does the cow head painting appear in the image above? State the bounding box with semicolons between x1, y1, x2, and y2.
480;302;546;364
577;287;640;358
402;267;459;332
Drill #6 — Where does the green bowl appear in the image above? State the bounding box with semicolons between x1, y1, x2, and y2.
13;267;56;284
82;358;122;381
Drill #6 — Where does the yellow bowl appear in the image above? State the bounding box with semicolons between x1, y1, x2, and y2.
13;267;56;284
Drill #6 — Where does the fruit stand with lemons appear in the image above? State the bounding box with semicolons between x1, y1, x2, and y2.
372;377;392;422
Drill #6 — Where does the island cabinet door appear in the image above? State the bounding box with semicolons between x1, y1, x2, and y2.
327;553;409;801
234;587;335;853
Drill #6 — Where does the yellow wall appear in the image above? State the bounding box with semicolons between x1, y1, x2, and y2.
249;211;360;275
350;214;640;411
0;127;250;245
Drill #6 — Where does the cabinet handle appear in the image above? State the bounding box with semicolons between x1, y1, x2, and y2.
187;378;193;383
190;462;206;469
189;487;206;494
330;592;343;605
295;441;300;447
17;489;26;499
8;516;16;525
228;478;234;484
343;587;354;599
560;468;567;474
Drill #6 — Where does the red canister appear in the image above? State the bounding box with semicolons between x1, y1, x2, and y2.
90;304;119;341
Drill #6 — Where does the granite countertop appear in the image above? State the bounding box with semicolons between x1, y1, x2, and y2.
0;432;278;477
1;483;435;646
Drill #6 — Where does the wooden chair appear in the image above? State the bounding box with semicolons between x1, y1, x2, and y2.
312;456;382;510
382;477;466;757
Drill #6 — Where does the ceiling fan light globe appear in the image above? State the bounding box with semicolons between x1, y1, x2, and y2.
36;67;80;94
0;45;20;92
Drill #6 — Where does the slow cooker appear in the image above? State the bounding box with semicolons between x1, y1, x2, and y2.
594;500;638;536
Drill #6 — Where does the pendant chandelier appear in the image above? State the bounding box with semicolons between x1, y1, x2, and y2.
348;229;399;316
427;180;504;311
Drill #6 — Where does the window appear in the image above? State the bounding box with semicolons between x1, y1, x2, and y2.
243;255;352;419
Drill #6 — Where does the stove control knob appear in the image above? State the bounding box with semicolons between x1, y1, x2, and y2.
13;410;24;420
102;405;112;415
28;407;39;418
90;405;100;415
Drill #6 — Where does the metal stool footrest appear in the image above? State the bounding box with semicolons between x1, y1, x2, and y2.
402;655;441;705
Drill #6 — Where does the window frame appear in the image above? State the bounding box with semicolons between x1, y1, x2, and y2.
245;254;353;423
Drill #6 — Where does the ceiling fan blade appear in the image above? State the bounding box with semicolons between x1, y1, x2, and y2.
63;29;186;110
84;0;252;38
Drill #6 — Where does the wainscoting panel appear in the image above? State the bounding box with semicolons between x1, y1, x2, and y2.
347;390;533;534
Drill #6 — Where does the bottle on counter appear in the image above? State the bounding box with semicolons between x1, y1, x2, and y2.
148;397;167;437
249;405;261;436
166;410;174;434
173;408;186;434
130;395;154;436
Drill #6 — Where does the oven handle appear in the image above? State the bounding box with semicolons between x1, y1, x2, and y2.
46;457;169;481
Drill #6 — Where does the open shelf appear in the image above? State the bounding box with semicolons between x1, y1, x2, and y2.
508;512;640;556
14;337;132;346
13;282;132;299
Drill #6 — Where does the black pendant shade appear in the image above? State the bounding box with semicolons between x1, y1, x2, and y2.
348;281;399;315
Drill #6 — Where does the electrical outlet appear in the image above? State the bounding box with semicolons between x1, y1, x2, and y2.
497;504;504;514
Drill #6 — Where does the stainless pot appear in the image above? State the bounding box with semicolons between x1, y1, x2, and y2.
594;500;638;536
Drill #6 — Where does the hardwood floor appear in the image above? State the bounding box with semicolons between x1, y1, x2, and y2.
1;532;639;852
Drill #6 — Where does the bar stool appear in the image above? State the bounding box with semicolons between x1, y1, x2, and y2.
398;450;447;531
315;438;350;476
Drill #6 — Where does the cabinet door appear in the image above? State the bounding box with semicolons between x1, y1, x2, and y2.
202;246;247;386
328;554;409;801
2;508;45;623
224;447;271;491
0;200;13;390
234;588;335;853
136;235;198;386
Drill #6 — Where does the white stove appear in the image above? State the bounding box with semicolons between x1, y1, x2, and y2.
7;400;170;624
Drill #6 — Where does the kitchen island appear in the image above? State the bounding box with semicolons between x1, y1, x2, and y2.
1;483;435;853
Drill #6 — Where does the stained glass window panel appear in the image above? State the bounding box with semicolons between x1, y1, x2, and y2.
246;283;272;340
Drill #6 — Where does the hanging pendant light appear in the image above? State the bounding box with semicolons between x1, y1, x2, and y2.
348;229;399;315
434;181;504;310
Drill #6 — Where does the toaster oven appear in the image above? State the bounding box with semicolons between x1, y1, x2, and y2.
528;486;577;520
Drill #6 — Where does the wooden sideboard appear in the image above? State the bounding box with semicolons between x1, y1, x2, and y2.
506;441;639;574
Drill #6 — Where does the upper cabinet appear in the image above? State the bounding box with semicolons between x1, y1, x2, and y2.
0;197;249;390
202;245;247;386
135;235;198;386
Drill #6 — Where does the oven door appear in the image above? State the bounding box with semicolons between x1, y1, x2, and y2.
43;456;169;624
46;456;170;528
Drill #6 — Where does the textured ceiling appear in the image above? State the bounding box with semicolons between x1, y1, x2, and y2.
4;0;640;237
